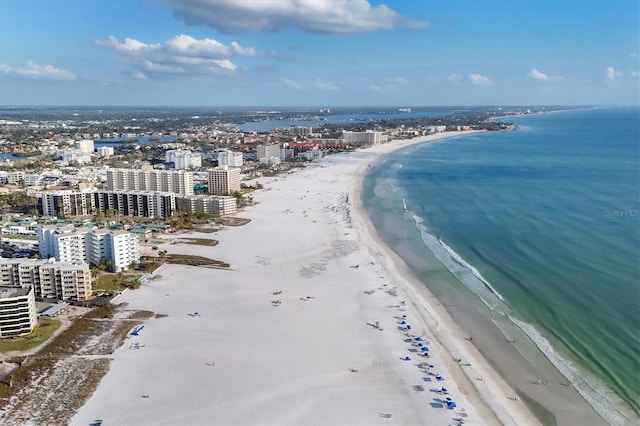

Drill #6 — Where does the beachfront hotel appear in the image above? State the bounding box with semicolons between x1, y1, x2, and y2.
0;286;37;338
37;225;140;272
106;168;194;195
341;131;388;145
207;166;241;196
0;258;92;302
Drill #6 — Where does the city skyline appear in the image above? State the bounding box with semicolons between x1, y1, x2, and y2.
0;0;638;106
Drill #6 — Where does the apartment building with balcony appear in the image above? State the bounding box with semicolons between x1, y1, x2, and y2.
0;286;37;338
106;168;194;195
207;166;241;196
38;225;140;272
0;259;92;302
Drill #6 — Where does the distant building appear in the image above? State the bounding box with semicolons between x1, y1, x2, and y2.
256;144;281;161
341;131;387;145
75;139;95;154
207;166;241;196
217;150;244;167
165;149;202;170
106;168;194;195
0;286;37;338
7;171;25;185
259;156;281;167
96;146;114;158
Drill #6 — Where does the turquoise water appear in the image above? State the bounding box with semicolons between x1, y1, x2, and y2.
362;107;639;424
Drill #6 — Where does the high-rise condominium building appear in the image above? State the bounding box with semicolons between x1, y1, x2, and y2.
217;150;244;167
39;189;176;219
0;286;37;337
0;259;92;302
106;168;194;195
207;166;241;196
341;131;388;145
256;144;281;160
165;150;202;170
38;225;140;272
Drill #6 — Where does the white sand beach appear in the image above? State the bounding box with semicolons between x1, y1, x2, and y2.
72;132;540;425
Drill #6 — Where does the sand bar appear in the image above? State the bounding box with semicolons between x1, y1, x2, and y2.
72;132;539;425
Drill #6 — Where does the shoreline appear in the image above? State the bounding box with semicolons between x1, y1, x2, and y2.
356;132;612;425
68;131;564;425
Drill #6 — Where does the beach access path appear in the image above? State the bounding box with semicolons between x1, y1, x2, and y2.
72;132;539;425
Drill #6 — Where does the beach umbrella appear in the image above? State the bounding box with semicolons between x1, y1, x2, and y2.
404;356;411;361
402;314;407;318
422;346;429;351
400;320;406;324
446;397;452;401
416;337;422;341
441;387;448;393
447;401;457;409
407;325;412;329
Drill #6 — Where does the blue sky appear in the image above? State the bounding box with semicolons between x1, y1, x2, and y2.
0;0;638;106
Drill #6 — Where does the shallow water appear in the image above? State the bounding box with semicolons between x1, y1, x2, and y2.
362;107;640;424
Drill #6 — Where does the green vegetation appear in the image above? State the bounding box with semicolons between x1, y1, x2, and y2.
127;310;155;319
0;308;136;409
0;320;61;352
179;238;219;246
93;272;140;292
165;253;230;268
12;151;42;157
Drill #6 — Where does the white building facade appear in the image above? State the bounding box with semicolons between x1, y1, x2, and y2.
0;286;37;338
341;131;388;145
165;150;202;170
176;195;237;216
38;226;140;272
106;168;194;195
217;150;244;167
0;258;92;302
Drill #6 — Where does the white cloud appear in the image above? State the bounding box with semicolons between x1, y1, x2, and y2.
367;77;407;92
131;71;149;80
385;77;407;85
469;73;491;85
95;36;160;52
629;52;638;59
448;73;462;83
606;66;621;80
280;77;303;89
528;69;548;80
315;78;338;91
0;60;77;80
630;70;639;78
95;34;258;78
163;0;428;33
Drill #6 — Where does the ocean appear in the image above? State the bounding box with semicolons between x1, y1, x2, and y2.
361;106;639;424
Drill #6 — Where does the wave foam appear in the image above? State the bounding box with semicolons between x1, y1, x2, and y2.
437;238;505;302
512;318;633;425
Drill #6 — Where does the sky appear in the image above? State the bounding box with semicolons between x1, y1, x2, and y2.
0;0;638;107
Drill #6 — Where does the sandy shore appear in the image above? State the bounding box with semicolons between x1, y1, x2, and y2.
72;132;539;425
